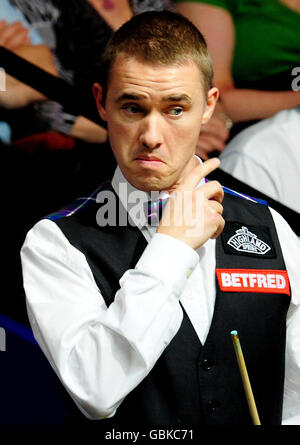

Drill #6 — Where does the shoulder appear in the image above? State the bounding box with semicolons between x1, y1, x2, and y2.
45;182;111;223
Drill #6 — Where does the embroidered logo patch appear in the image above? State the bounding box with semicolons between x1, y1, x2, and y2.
228;226;270;254
216;268;290;295
222;222;276;258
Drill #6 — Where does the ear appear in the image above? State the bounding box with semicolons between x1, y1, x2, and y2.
93;82;107;122
201;87;219;124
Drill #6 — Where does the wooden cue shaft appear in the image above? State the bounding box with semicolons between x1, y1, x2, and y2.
231;330;261;425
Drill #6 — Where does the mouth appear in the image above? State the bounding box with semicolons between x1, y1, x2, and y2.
134;155;165;165
134;159;165;169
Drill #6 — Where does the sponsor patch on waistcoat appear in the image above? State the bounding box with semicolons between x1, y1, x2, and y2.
216;269;290;295
221;222;276;258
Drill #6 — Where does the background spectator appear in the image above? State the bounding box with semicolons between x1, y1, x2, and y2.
219;106;300;215
0;0;57;143
175;0;300;139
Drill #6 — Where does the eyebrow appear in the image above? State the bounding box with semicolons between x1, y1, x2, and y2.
162;94;192;104
115;93;192;104
115;93;142;103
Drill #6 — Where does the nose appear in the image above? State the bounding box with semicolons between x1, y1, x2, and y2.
139;113;163;150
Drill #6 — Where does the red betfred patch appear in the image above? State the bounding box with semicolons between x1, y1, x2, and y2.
216;269;290;295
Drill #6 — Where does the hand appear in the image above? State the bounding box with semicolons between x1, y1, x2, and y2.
196;112;232;160
0;20;31;50
157;158;225;250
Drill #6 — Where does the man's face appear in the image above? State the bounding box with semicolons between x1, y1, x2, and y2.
94;56;218;192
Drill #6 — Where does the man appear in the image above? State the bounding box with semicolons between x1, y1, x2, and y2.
21;11;300;426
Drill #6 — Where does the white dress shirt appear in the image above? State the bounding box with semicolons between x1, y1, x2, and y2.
220;107;300;214
21;167;300;424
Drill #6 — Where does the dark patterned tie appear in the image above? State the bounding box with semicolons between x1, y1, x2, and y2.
147;198;169;226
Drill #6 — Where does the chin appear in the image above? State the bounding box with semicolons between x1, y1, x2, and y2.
130;174;171;192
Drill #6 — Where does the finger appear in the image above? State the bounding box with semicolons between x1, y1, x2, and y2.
177;157;221;192
200;179;224;204
210;215;225;239
9;21;27;31
0;21;28;43
206;200;225;240
6;29;31;49
207;199;223;215
198;157;221;181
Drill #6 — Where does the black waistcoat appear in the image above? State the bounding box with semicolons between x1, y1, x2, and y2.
47;185;291;426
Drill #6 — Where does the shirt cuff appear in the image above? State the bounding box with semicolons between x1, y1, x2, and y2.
135;233;199;298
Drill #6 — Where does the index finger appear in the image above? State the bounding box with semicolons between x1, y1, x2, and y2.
177;157;221;191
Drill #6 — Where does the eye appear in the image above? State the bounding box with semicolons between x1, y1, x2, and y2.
168;107;183;116
122;104;143;115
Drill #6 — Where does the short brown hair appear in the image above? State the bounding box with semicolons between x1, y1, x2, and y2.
101;11;213;98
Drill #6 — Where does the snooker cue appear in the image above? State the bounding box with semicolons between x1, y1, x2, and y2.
231;330;261;425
